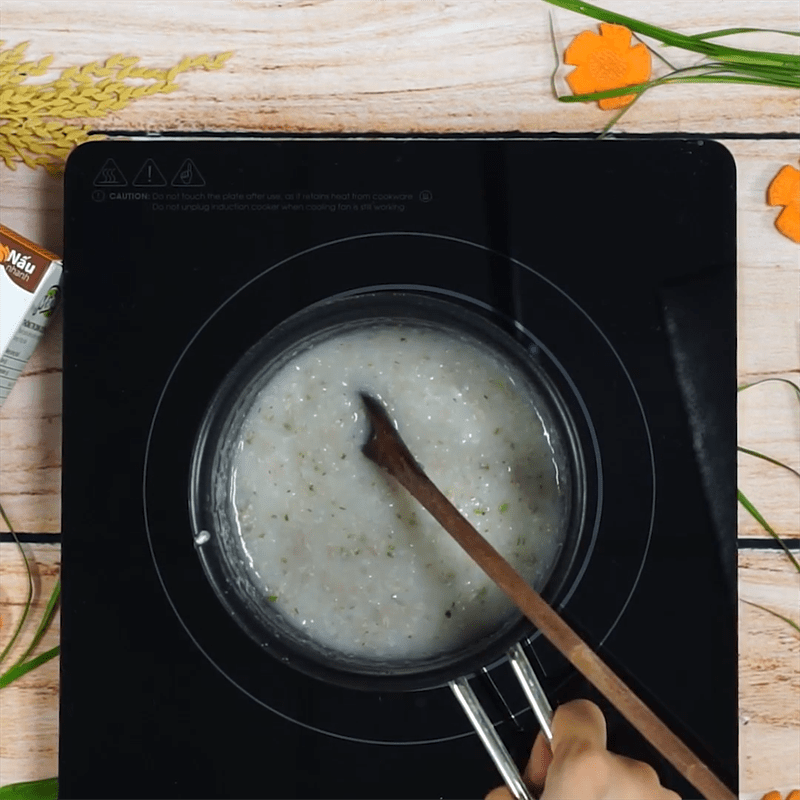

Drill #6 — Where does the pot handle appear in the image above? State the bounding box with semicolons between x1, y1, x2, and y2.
507;642;554;744
449;644;554;800
450;676;536;800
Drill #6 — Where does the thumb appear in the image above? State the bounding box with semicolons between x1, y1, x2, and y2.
485;701;608;800
550;698;607;756
524;729;553;789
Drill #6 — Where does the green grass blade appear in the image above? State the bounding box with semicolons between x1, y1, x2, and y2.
688;27;800;41
558;70;800;104
541;0;800;68
597;85;647;135
742;600;800;635
542;0;708;44
700;59;800;85
706;56;800;78
712;50;800;69
557;81;656;103
0;646;60;690
559;56;800;94
738;377;800;401
738;446;800;480
633;32;678;72
548;12;561;100
0;501;61;678
547;0;799;131
0;503;33;667
0;778;58;800
738;489;800;573
14;579;60;668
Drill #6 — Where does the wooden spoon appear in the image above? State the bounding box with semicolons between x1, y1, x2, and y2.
359;392;735;800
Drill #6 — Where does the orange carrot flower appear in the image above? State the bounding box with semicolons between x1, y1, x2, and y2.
767;163;800;243
564;23;651;110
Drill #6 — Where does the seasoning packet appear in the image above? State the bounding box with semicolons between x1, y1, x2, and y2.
0;224;62;406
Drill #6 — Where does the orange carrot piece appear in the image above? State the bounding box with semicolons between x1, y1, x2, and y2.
768;164;800;207
775;205;800;243
767;164;800;243
563;22;651;111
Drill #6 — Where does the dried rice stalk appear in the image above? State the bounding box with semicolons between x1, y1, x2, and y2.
0;42;233;176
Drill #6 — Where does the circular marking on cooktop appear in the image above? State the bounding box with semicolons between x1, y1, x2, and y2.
143;231;654;744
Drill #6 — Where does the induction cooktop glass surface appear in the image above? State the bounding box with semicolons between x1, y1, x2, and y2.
61;136;737;799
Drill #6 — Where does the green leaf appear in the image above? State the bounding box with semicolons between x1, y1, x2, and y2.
13;579;60;669
542;0;800;68
736;378;800;579
742;600;800;635
688;27;800;41
557;67;800;106
738;377;800;401
0;503;33;668
633;31;677;72
0;646;60;689
0;501;61;686
737;489;800;573
548;13;561;101
738;446;800;480
544;0;800;127
0;778;58;800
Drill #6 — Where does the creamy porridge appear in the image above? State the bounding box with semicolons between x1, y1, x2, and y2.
229;322;565;660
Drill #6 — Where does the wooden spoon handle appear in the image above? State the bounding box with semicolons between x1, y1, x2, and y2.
360;395;735;800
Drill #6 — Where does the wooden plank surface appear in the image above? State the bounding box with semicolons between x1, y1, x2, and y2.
0;313;62;534
1;1;798;797
0;1;798;135
726;138;800;541
0;543;60;786
1;545;797;794
739;551;800;796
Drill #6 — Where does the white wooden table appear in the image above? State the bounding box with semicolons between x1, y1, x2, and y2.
1;2;798;797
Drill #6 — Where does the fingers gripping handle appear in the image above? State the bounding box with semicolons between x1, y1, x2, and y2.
450;646;553;800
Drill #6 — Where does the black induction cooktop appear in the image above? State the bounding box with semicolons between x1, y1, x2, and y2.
61;136;737;799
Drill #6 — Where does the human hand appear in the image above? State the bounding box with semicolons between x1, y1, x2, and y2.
486;699;681;800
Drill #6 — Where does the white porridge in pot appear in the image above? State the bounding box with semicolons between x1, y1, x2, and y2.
224;318;569;662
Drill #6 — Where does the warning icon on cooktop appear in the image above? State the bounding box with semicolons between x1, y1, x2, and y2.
172;159;205;187
93;159;127;186
132;159;167;187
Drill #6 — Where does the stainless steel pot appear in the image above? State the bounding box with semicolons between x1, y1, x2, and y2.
190;290;590;800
